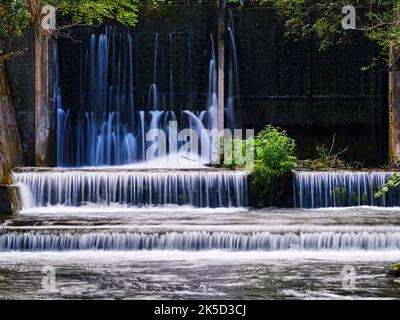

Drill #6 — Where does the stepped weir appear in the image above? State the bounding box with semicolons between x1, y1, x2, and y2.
293;171;400;208
13;168;249;209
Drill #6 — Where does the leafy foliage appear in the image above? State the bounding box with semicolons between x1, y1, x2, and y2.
219;125;297;173
217;125;296;207
249;162;277;207
248;125;297;207
0;0;30;39
375;172;400;198
219;137;250;170
253;125;297;174
1;0;165;40
259;0;399;60
54;0;140;26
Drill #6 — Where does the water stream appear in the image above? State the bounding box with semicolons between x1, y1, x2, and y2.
2;24;400;300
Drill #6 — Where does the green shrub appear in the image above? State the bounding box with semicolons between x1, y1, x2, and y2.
375;173;400;198
217;125;297;207
249;163;276;207
254;125;297;174
220;137;252;170
250;126;297;207
218;125;297;174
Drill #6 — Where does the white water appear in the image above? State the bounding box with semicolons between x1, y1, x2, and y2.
13;169;248;208
81;152;208;169
1;230;400;251
294;171;400;208
1;249;399;300
1;249;400;263
57;28;222;167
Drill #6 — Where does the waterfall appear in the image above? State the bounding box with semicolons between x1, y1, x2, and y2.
226;10;240;131
294;171;400;208
57;27;222;167
13;169;248;209
1;230;399;251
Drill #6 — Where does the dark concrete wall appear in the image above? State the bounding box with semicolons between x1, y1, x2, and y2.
58;6;388;166
6;6;389;167
230;7;388;166
0;185;19;215
58;6;218;112
5;29;36;166
6;30;58;168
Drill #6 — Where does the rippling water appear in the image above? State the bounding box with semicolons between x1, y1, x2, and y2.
0;251;400;299
1;206;400;299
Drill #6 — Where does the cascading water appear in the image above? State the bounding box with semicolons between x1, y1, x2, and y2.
4;17;400;302
0;227;400;251
294;171;400;208
13;27;248;214
57;27;220;167
8;22;400;265
13;169;248;208
226;10;240;131
1;229;400;251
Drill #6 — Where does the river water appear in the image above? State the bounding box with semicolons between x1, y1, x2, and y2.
1;206;400;299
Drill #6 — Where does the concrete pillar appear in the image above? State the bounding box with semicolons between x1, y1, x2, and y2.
389;8;400;164
217;0;225;131
35;31;56;167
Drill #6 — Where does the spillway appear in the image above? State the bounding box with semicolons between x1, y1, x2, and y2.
13;168;249;208
294;171;400;208
1;229;399;251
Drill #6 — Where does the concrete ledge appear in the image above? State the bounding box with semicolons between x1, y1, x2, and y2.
13;166;249;173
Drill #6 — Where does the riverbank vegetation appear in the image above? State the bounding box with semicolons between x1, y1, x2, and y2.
258;0;399;60
297;134;363;171
249;126;297;207
375;173;400;198
220;125;297;207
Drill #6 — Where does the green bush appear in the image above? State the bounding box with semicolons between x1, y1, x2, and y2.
249;163;276;207
219;125;297;173
254;125;297;174
217;125;297;207
375;173;400;198
220;137;251;170
249;125;297;207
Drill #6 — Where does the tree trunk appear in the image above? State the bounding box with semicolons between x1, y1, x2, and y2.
388;7;400;164
0;41;24;185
